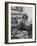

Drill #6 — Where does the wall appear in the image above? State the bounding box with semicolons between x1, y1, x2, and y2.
23;7;32;25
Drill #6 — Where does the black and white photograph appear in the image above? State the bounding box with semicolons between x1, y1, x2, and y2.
11;6;32;39
5;2;36;44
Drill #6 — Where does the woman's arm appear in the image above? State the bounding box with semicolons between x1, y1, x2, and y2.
17;21;22;30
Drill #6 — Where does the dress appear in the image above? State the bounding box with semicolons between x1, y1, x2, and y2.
17;21;32;38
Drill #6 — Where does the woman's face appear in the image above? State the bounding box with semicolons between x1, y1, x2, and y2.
23;15;27;21
22;15;27;23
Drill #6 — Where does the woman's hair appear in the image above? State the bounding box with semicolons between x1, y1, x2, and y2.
22;14;28;20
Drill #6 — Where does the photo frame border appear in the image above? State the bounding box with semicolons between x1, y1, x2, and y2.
5;2;36;44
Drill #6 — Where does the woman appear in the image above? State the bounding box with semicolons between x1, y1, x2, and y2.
17;14;32;38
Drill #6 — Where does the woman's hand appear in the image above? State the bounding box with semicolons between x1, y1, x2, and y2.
21;19;25;24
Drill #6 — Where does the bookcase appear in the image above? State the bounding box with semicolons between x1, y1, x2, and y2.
11;7;23;27
11;6;23;38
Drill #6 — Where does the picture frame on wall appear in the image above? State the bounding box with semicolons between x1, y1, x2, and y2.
5;2;36;44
